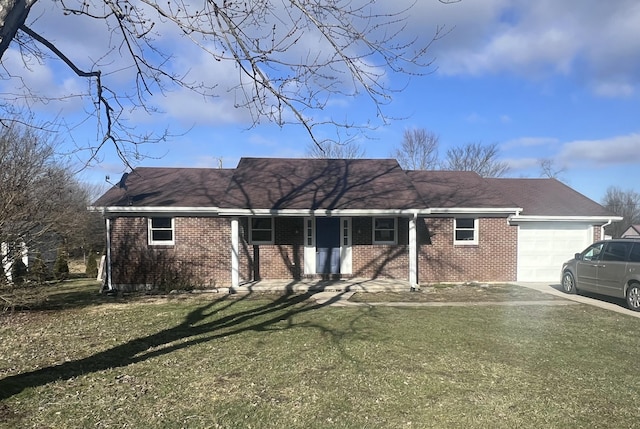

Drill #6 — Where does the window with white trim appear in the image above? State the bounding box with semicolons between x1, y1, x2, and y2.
373;217;396;244
454;218;478;245
250;217;274;244
148;217;175;245
306;218;314;246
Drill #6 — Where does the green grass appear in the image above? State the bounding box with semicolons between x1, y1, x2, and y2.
1;280;639;428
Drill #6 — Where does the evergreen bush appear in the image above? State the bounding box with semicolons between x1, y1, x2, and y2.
54;248;69;280
85;251;98;278
30;252;50;283
11;259;28;284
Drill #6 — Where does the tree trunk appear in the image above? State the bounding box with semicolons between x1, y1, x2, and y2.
0;0;37;59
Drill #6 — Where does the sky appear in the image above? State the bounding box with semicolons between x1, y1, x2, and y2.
5;0;640;203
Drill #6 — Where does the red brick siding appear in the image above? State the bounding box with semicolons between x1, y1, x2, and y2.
110;216;231;287
175;217;231;286
418;217;517;283
352;245;409;279
238;217;304;280
110;215;519;287
351;217;409;279
593;225;602;241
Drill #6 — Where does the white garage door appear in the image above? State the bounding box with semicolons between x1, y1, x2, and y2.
517;222;593;282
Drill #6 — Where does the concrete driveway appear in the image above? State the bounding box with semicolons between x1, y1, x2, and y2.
517;282;640;318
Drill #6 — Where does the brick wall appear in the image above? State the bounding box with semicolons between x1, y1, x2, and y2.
110;216;231;288
594;225;602;241
350;217;409;279
110;214;519;288
418;217;517;283
352;244;409;279
238;217;304;280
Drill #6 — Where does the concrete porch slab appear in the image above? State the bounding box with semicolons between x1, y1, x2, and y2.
228;278;412;294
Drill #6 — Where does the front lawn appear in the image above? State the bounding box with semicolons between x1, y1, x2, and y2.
1;280;639;428
350;282;566;303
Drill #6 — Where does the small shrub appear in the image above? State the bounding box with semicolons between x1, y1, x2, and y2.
11;259;28;285
30;252;50;283
54;248;69;280
85;252;98;278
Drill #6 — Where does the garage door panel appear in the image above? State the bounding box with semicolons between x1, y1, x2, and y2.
517;223;592;282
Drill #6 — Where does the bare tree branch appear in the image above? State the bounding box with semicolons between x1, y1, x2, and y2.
391;128;439;170
443;142;510;178
602;186;640;238
306;140;366;159
0;0;447;165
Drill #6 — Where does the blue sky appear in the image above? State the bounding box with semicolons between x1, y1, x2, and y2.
6;0;640;203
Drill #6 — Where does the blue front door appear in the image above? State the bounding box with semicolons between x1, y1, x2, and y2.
316;218;340;274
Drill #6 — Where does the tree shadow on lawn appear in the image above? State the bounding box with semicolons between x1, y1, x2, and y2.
0;286;355;401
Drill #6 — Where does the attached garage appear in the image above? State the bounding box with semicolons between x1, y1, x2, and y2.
516;221;593;282
485;178;620;283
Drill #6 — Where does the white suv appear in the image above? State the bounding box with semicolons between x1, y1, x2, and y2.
561;239;640;311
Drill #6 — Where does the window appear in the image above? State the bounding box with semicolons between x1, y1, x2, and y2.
343;218;350;246
148;217;174;245
250;217;273;244
306;218;313;246
454;218;478;245
630;243;640;263
582;243;603;262
602;242;632;262
373;217;396;244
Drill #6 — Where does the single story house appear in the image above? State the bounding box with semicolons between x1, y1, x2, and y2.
90;157;620;291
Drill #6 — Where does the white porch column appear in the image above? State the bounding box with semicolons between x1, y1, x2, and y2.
105;217;113;291
409;214;418;287
231;217;240;287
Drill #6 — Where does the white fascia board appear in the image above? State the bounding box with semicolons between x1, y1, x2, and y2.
427;207;522;216
508;215;624;224
215;208;432;217
88;206;433;217
88;206;220;216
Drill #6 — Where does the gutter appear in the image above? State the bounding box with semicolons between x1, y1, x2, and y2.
88;206;434;217
601;219;614;239
508;215;624;224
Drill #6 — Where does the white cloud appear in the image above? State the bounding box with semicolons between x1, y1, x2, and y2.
402;0;640;97
559;133;640;166
503;157;542;171
501;137;560;150
592;81;635;98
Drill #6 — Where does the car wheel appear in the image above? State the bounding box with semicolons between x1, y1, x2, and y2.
562;271;576;294
626;283;640;312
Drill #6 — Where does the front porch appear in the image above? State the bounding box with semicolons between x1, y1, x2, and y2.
229;277;413;294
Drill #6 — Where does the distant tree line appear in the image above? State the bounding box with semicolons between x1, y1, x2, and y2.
308;127;638;234
308;128;511;178
0;121;104;286
602;187;640;238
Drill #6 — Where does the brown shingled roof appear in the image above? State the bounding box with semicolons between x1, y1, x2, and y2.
91;158;616;218
92;167;234;207
485;178;615;217
220;158;426;210
406;170;518;209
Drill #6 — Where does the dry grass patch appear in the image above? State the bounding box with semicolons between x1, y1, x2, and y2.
350;283;563;303
1;280;639;428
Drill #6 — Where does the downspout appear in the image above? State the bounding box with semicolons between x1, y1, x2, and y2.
601;219;613;240
507;208;523;225
409;212;418;290
104;216;113;293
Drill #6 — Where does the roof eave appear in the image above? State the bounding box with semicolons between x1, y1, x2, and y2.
508;215;624;224
88;206;221;216
427;207;523;216
216;208;433;216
